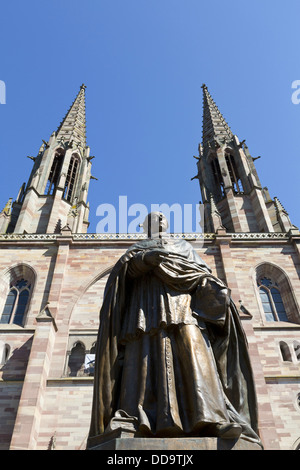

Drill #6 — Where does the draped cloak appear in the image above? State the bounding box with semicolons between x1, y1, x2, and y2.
87;238;262;447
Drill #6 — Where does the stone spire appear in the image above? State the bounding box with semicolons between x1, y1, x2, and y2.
194;84;287;233
201;84;233;147
56;84;87;148
6;84;93;235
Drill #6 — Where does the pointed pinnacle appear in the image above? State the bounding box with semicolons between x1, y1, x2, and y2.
274;197;288;214
56;84;87;147
209;193;220;214
201;84;233;147
1;198;13;216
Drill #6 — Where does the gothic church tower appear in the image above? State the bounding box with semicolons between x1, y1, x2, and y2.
194;84;296;234
0;85;300;451
0;84;93;235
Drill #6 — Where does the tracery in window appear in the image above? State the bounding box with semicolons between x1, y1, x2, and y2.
44;153;63;195
66;341;97;377
0;279;32;326
257;277;288;322
63;156;79;202
225;153;244;194
255;263;300;324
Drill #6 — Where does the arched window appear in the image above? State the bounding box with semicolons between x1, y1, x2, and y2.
257;277;289;322
68;342;85;377
45;153;63;195
255;263;299;324
225;153;244;194
279;341;292;362
0;279;32;326
63;156;79;202
66;340;97;377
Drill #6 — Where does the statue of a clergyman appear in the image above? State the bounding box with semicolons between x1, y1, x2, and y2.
87;212;262;448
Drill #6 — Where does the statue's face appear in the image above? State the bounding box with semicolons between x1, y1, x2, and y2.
143;212;168;236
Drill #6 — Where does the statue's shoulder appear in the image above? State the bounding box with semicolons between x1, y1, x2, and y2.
126;239;154;252
168;238;194;254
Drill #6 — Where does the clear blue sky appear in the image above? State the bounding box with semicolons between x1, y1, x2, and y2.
0;0;299;232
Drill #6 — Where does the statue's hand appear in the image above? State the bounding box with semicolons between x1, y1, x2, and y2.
143;249;168;267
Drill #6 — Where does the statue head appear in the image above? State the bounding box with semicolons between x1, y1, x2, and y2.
142;212;169;238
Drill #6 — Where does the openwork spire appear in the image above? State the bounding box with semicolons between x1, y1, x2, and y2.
56;84;87;147
201;84;233;146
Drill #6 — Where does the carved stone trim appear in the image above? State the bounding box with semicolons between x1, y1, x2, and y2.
0;232;291;243
231;232;289;240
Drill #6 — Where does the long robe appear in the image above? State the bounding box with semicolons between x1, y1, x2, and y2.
87;238;262;447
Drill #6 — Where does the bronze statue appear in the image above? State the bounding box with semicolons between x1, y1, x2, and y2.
88;213;262;447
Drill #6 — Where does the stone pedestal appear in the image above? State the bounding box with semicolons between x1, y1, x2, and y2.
87;430;262;451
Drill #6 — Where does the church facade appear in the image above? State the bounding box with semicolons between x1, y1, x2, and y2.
0;85;299;450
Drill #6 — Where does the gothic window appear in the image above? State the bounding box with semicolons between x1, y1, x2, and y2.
257;277;289;322
0;279;32;326
225;154;244;194
45;154;63;195
63;156;79;202
256;263;299;324
279;341;292;362
66;341;96;377
68;342;85;377
211;158;225;198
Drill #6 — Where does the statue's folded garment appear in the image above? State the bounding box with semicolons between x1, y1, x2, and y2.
88;238;262;447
